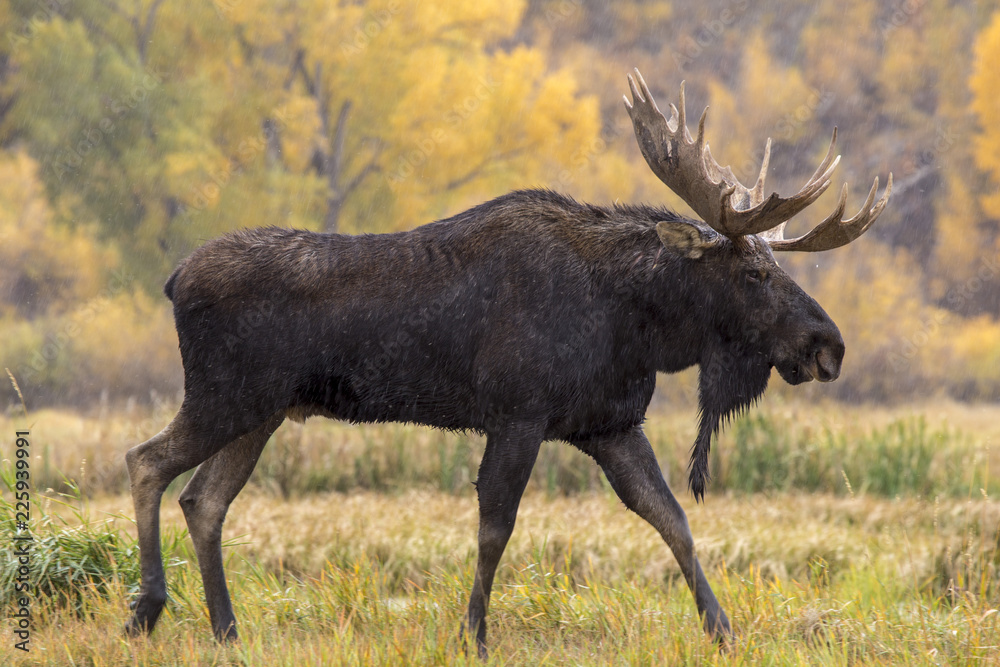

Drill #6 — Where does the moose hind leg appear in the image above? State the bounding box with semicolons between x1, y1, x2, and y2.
124;413;219;636
124;409;266;637
463;423;543;659
123;427;173;636
178;413;283;641
590;427;731;639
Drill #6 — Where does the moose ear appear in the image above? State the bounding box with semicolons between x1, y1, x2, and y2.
655;220;719;259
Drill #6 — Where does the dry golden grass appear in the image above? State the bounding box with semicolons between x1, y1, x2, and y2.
2;488;999;665
2;399;999;664
76;486;1000;592
6;395;1000;498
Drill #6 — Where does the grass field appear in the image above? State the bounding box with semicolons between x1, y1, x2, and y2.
2;398;999;665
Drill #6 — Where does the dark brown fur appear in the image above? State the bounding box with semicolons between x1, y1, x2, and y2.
125;189;844;655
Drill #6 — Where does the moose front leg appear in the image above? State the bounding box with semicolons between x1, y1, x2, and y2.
587;426;731;639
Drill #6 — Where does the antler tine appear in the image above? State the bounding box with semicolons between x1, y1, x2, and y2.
625;70;645;107
705;142;840;237
676;81;689;142
624;69;891;246
750;138;772;206
625;69;843;239
695;106;708;149
625;69;723;225
805;128;840;190
722;129;847;234
745;129;842;224
768;173;893;252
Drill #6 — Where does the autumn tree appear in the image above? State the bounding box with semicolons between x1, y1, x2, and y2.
2;0;1000;404
221;0;602;233
0;150;113;320
948;4;1000;314
970;10;1000;220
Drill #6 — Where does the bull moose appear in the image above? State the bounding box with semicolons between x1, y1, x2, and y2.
125;70;891;656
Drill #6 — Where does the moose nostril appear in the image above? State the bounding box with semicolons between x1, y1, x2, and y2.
815;349;841;382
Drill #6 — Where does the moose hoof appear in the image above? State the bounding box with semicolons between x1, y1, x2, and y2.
213;622;239;643
459;622;489;661
704;608;733;646
124;593;167;637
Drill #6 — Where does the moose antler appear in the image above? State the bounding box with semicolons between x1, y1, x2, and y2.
762;174;893;251
624;68;892;251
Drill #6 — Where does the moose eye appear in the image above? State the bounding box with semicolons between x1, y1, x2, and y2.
746;270;768;286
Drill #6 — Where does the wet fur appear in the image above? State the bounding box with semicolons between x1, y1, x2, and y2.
164;189;807;491
127;188;842;649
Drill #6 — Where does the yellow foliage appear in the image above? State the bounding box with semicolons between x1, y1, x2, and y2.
704;34;816;187
931;172;984;293
878;26;933;127
184;0;591;236
220;0;312;47
2;289;181;404
970;10;1000;218
6;0;1000;404
740;33;815;143
799;0;880;104
0;151;116;319
704;80;750;179
68;290;181;400
410;0;526;46
949;316;1000;396
807;243;924;347
384;42;601;229
0;315;44;383
790;238;1000;400
275;94;325;173
787;243;937;398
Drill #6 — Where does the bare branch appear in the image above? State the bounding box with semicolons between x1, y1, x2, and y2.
137;0;166;64
342;150;381;197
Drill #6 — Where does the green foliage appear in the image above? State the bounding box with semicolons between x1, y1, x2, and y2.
0;151;114;320
0;468;185;616
711;413;990;498
250;422;603;498
13;403;994;502
3;1;1000;407
2;489;998;665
